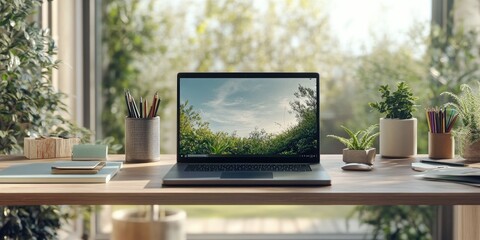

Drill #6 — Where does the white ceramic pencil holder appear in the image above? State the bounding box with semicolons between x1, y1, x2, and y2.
125;117;160;163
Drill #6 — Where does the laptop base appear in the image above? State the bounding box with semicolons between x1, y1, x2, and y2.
162;163;331;186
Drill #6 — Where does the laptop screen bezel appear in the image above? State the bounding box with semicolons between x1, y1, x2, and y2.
177;72;320;163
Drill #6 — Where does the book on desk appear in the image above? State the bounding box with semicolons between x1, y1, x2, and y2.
419;167;480;187
51;161;106;174
0;161;122;183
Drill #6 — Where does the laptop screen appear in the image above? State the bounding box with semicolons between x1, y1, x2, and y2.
177;73;319;163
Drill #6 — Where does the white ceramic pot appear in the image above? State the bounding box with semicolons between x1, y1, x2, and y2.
379;118;417;158
342;148;376;165
111;208;186;240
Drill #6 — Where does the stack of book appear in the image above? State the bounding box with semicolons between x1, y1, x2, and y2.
419;167;480;187
0;161;122;183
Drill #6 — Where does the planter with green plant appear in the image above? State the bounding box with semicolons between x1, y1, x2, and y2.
442;82;480;161
327;124;379;165
369;82;418;157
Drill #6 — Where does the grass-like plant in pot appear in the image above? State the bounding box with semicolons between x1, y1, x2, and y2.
442;82;480;161
327;125;379;165
369;82;418;157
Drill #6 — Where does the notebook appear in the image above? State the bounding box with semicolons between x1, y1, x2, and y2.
51;161;106;174
163;72;330;186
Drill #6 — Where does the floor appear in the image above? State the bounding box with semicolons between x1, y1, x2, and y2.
85;207;371;239
186;218;366;234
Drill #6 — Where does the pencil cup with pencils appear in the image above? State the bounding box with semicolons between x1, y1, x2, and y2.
428;132;454;159
124;90;162;163
426;108;458;159
125;117;160;163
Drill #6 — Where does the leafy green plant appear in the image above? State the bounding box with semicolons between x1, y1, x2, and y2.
0;1;93;238
351;205;435;240
0;0;90;154
0;205;68;240
442;82;480;147
327;125;379;150
369;82;418;119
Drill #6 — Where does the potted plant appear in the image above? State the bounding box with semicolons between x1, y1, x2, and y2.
327;125;379;165
369;82;418;158
442;82;480;161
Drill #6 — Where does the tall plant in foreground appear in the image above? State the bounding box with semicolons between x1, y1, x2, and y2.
0;0;90;154
0;206;69;239
0;0;89;238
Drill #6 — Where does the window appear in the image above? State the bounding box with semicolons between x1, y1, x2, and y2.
90;1;464;239
97;0;438;155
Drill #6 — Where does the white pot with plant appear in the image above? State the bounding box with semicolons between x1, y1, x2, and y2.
442;82;480;161
327;124;379;165
369;82;418;158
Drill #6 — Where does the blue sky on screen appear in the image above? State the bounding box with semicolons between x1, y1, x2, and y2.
180;78;316;137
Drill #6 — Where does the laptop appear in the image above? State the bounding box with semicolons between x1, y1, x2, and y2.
162;72;331;186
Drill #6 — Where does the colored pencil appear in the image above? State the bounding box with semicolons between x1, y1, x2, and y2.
124;91;161;118
426;107;459;133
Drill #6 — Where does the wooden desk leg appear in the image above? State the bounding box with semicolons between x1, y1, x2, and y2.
454;206;480;239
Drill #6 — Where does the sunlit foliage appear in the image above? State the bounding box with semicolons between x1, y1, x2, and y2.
179;85;318;155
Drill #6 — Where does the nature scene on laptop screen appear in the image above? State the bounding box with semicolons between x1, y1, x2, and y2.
179;78;318;158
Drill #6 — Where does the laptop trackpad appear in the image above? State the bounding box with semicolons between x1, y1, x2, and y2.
221;172;273;179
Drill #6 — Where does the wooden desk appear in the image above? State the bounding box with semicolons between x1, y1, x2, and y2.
0;154;479;206
0;154;478;239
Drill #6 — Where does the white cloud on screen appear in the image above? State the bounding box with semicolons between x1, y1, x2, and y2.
201;79;297;137
206;80;244;107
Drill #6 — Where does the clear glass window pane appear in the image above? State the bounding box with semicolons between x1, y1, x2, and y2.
98;0;438;239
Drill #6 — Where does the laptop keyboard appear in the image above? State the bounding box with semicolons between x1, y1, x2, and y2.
185;164;312;172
